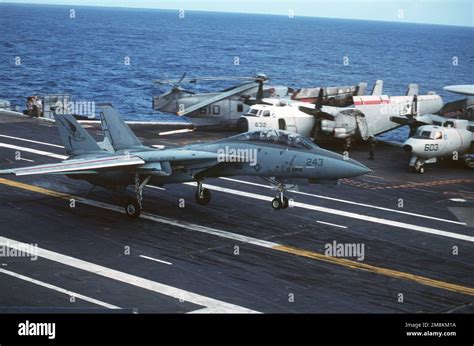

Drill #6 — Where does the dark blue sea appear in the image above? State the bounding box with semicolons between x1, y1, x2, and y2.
1;3;473;141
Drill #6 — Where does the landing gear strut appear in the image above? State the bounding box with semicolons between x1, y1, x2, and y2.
125;173;150;218
343;137;352;151
195;181;211;206
368;136;377;160
413;159;425;174
265;179;290;210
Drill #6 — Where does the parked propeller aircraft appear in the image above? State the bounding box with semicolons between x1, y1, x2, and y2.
0;104;370;217
152;73;364;128
401;85;474;173
237;81;444;149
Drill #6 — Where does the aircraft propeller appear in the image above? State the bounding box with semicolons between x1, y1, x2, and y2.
407;94;419;137
155;72;196;95
241;74;269;106
390;95;427;138
296;88;335;140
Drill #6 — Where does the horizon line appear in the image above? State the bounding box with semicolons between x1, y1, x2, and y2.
2;1;473;28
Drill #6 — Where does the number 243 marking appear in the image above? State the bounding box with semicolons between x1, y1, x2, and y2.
306;158;323;166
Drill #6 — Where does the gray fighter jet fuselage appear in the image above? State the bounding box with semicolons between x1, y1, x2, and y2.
0;104;370;218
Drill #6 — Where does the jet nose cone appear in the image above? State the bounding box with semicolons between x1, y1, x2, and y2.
343;158;371;178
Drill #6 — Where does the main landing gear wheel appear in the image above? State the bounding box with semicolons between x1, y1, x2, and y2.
195;184;211;206
271;196;289;210
125;199;141;218
271;198;282;210
125;173;150;218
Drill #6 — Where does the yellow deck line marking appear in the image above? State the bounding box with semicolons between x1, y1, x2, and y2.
0;178;70;199
1;178;474;297
274;245;474;296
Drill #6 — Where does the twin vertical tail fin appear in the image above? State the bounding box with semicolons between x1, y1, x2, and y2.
97;103;144;151
371;80;384;96
54;112;102;156
406;84;419;96
356;82;368;96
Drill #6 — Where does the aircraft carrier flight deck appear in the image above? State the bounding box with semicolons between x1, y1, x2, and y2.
0;113;473;314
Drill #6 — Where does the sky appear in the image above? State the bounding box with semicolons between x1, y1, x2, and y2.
5;0;474;27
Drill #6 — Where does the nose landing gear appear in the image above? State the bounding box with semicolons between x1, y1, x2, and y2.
264;178;291;210
412;158;425;174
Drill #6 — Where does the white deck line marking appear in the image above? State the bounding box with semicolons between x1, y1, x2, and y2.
0;237;258;314
0;135;64;148
139;255;172;266
79;120;192;126
147;185;166;191
71;196;278;249
218;177;466;226
316;221;348;229
187;307;215;314
0;143;67;160
18;158;35;163
159;129;195;136
184;182;474;243
0;268;121;309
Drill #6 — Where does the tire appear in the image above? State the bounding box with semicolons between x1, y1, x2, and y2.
125;199;141;218
195;188;211;206
282;196;289;209
271;198;282;210
413;160;424;174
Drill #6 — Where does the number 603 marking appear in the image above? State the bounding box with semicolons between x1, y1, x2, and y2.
424;144;439;151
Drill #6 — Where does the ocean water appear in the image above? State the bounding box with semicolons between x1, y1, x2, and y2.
0;3;473;141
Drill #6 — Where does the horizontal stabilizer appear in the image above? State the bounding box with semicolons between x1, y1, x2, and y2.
0;155;145;176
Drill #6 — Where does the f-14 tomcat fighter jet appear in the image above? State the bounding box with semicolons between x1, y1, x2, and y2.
0;104;370;217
